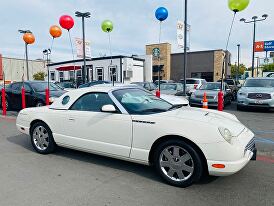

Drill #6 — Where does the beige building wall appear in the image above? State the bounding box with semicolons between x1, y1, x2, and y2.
1;57;46;83
146;43;171;80
213;50;231;81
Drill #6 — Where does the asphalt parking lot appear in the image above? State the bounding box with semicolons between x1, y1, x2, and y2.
0;104;273;206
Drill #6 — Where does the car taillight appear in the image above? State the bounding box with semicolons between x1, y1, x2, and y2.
194;84;198;89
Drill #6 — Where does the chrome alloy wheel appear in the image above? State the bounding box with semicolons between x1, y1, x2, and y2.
32;126;49;151
159;146;194;182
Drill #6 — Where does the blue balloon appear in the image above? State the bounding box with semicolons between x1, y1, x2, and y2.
155;7;168;22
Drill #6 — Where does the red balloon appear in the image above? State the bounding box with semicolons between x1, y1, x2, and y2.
59;15;74;30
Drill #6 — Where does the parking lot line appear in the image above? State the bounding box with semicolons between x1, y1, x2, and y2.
257;155;274;164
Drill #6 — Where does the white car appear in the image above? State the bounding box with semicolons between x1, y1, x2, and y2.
16;86;256;187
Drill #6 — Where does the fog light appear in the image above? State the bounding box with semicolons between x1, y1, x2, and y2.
212;164;225;169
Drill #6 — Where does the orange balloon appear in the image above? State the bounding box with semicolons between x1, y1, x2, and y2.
23;33;35;44
49;25;62;38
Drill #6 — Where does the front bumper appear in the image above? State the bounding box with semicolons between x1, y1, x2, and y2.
201;128;256;176
237;96;274;108
190;98;218;107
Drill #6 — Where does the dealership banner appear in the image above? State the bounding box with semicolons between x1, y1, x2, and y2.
255;40;274;52
75;38;91;58
177;20;190;50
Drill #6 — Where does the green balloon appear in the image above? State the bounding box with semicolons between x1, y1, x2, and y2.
228;0;250;12
101;20;113;33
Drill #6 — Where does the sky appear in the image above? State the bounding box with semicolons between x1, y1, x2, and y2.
0;0;273;67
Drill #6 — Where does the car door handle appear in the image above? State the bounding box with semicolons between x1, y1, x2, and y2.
68;117;75;121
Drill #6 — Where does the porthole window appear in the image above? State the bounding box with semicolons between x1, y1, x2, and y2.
62;95;70;105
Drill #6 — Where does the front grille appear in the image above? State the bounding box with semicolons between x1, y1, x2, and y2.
248;93;271;100
245;138;255;153
195;95;215;99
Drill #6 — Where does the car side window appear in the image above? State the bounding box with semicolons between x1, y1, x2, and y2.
24;84;32;92
11;83;22;91
144;83;150;90
150;83;156;90
70;92;115;112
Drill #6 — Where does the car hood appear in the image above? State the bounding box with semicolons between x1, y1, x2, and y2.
240;87;274;93
194;90;219;97
37;90;67;97
154;107;245;136
160;90;177;95
160;94;189;106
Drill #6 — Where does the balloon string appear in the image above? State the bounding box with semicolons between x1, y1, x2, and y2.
221;11;237;91
225;12;236;50
68;30;76;87
50;38;54;53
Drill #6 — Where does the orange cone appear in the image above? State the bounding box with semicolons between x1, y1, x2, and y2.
203;92;208;109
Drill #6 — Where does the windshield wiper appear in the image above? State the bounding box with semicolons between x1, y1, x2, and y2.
168;105;183;111
141;108;168;113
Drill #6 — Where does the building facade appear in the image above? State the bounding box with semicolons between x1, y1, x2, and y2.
48;55;152;85
0;54;46;83
146;44;231;82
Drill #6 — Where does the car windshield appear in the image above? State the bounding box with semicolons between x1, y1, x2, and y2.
244;79;274;87
59;82;74;88
131;82;145;87
218;79;234;85
113;88;174;115
30;82;61;92
160;84;177;90
200;83;222;91
185;79;200;84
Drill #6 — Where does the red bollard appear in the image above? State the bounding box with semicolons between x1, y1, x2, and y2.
1;88;6;116
21;87;26;109
156;90;160;98
45;88;50;105
218;91;224;111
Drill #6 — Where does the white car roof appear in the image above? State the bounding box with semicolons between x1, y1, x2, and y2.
49;85;137;110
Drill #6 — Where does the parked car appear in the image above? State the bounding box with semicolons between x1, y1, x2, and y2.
237;77;274;110
180;78;207;96
16;86;256;187
218;79;241;100
154;80;175;86
190;82;233;108
130;82;157;91
55;81;75;91
158;83;184;96
0;81;66;110
78;80;111;88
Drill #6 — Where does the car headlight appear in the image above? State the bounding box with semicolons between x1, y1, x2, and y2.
49;97;56;103
218;127;233;143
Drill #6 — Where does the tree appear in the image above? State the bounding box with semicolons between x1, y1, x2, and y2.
262;63;274;72
231;64;246;78
33;71;47;81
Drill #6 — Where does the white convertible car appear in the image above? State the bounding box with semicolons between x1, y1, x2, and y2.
16;86;256;187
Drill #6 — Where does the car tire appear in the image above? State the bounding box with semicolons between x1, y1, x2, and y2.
30;122;56;154
237;104;244;111
153;139;204;188
36;100;44;107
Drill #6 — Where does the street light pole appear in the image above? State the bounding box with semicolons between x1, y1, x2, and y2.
183;0;188;96
18;29;32;81
237;44;240;81
240;14;268;77
75;11;91;84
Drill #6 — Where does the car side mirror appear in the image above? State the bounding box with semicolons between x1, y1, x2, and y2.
237;84;241;88
101;104;116;113
226;88;231;92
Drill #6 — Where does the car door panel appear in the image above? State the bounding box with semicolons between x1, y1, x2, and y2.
58;111;132;157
